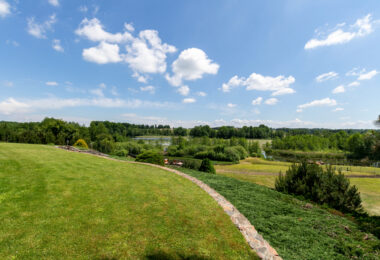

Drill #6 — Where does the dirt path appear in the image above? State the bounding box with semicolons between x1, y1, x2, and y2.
56;146;281;260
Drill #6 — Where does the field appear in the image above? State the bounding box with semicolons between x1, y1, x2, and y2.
0;143;257;259
216;158;380;215
176;167;380;260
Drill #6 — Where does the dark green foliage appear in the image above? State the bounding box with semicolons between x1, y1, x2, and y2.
168;157;202;170
199;158;216;174
176;167;380;260
275;162;362;213
136;150;164;166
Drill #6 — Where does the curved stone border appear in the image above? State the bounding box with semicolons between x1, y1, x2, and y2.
57;147;281;260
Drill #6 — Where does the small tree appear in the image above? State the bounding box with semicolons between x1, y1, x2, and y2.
136;150;164;166
199;158;216;174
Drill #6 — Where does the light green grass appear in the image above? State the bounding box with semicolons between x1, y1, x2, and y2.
216;157;380;215
176;167;380;260
0;143;257;259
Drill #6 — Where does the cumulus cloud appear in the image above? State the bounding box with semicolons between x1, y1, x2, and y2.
52;39;64;52
305;14;376;49
332;85;345;94
75;18;133;43
333;107;344;112
222;73;295;96
227;103;237;108
82;41;122;64
183;98;196;104
252;97;263;105
297;97;337;112
90;88;104;97
166;48;219;87
265;98;278;105
48;0;59;7
346;68;379;81
177;85;190;96
27;14;57;39
196;91;207;97
0;0;11;18
140;85;155;94
46;81;58;86
124;30;176;75
316;71;338;82
124;22;134;32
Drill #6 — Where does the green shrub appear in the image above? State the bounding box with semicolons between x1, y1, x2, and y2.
114;149;128;157
136;150;164;166
73;138;89;149
275;161;362;213
199;158;216;174
224;147;240;162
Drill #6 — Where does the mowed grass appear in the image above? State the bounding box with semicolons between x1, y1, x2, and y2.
0;143;257;260
216;157;380;215
176;168;380;260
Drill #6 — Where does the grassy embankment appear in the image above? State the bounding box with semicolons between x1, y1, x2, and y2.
216;158;380;215
0;143;257;259
176;167;380;260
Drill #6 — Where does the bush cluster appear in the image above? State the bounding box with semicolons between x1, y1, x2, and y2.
199;158;216;174
136;150;164;166
275;161;362;213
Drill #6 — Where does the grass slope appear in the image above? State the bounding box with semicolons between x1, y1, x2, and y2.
176;168;380;260
0;143;257;259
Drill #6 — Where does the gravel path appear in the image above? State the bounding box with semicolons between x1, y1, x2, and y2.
57;146;282;260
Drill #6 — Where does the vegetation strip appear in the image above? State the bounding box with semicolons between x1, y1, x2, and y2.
58;146;282;260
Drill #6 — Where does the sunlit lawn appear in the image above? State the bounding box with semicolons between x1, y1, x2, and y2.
0;143;257;259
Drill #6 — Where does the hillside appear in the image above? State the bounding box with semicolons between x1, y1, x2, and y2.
0;143;256;259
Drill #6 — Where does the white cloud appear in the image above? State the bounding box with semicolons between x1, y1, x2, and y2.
251;97;263;105
46;81;58;86
48;0;59;7
332;85;345;94
99;83;106;89
124;30;176;75
0;0;11;18
305;14;376;49
177;85;190;96
6;40;19;47
124;22;135;32
196;91;207;97
222;73;296;96
0;98;30;115
315;71;338;82
52;39;64;52
227;103;236;108
82;41;122;64
348;81;360;87
265;98;278;105
183;98;196;104
166;48;219;86
110;86;118;96
358;70;379;80
297;97;337;112
75;18;133;43
140;85;155;94
272;88;295;96
333;107;344;112
27;14;57;39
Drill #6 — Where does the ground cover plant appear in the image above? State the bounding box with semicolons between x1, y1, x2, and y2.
176;167;380;260
0;143;257;259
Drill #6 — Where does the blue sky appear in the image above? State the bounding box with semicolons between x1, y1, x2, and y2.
0;0;379;128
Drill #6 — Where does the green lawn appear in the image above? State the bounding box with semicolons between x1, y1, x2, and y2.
216;157;380;215
0;143;257;259
176;168;380;260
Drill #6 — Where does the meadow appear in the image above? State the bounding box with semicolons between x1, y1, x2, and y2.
215;158;380;215
0;143;257;259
